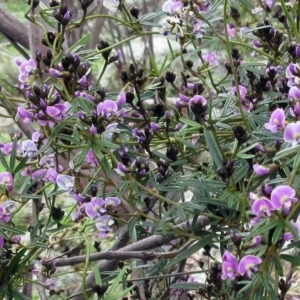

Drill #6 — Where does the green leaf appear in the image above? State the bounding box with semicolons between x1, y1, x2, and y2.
255;220;280;235
272;222;284;244
274;256;283;277
236;153;255;159
139;11;166;22
9;138;18;171
30;218;44;242
176;137;199;151
9;288;31;300
0;149;10;172
179;118;202;129
280;254;300;265
69;34;91;54
204;130;223;168
2;248;27;281
274;144;300;160
108;285;134;300
104;267;127;298
94;265;102;286
170;282;206;290
14;156;29;174
166;236;212;268
94;139;120;149
0;224;25;235
72;144;91;167
285;220;300;241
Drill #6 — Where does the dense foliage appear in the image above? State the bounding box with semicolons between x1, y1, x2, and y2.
1;0;300;299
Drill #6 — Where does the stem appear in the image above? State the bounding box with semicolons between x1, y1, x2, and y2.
223;0;250;133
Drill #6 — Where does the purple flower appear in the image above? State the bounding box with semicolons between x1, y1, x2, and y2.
97;100;118;119
250;236;262;247
95;215;114;238
253;164;270;176
284;121;300;147
17;107;34;123
251;7;264;15
75;91;95;102
50;68;65;78
161;23;172;36
231;85;247;102
193;19;206;38
44;279;57;290
238;255;262;277
162;0;183;14
225;23;236;38
264;108;285;133
56;175;75;192
263;0;274;9
252;40;263;48
0;172;14;192
103;0;119;12
18;58;37;89
283;221;300;241
0;201;16;223
117;92;126;106
203;52;219;67
105;123;119;139
286;63;300;87
193;0;210;12
252;198;274;217
62;9;72;26
221;251;238;280
90;124;97;135
270;185;297;212
117;162;128;176
84;149;98;167
78;75;88;88
22;140;38;158
105;197;121;207
150;122;161;133
85;197;106;218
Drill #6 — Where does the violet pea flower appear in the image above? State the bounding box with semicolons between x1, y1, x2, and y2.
253;164;270;176
0;172;14;192
221;251;238;280
162;0;183;14
252;197;274;217
238;255;262;277
85;197;106;218
270;185;297;212
56;175;75;192
103;0;119;12
264;108;285;133
284;121;300;147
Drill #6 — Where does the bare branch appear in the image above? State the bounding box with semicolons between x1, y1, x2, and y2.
53;239;196;267
70;215;209;299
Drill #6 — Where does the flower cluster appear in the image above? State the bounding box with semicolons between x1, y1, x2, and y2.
222;251;262;280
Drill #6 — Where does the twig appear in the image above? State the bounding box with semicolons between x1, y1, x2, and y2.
69;215;209;299
53;239;196;267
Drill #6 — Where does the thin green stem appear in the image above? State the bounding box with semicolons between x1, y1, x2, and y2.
223;0;250;133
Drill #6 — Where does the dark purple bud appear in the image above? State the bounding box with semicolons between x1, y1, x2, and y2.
230;230;242;247
296;46;300;58
108;50;121;64
261;183;272;198
165;71;176;83
90;185;98;197
129;7;139;19
50;0;60;7
79;0;94;10
36;49;42;63
62;9;72;26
